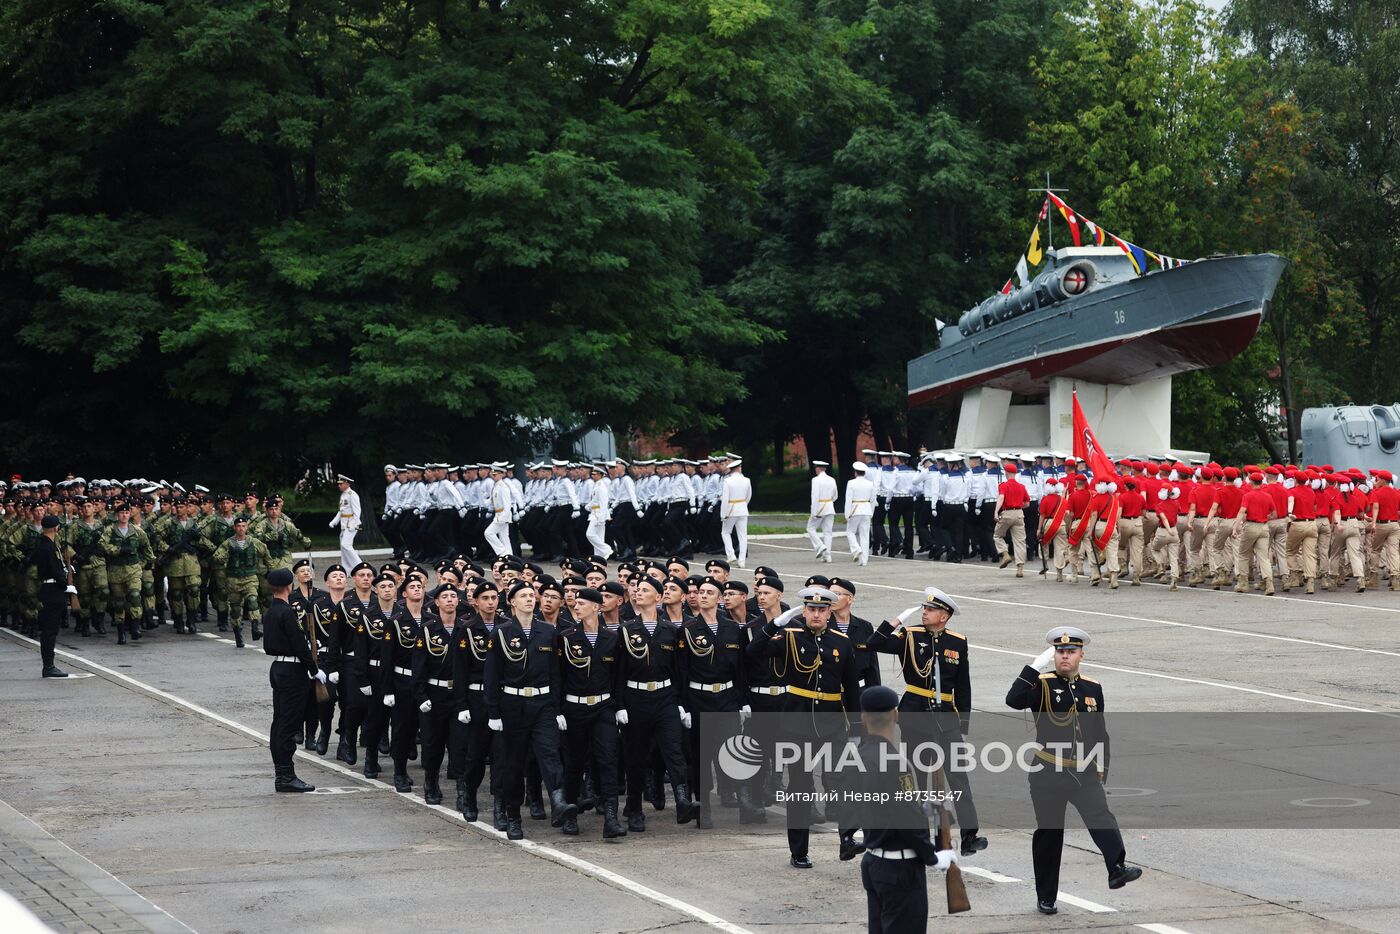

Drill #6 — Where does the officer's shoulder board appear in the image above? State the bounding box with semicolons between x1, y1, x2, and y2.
1038;671;1058;680
1078;676;1100;685
943;629;966;641
827;627;849;638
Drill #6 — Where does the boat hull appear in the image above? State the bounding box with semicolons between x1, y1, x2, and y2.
907;253;1287;407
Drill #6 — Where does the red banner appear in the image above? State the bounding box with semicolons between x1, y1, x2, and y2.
1071;391;1120;550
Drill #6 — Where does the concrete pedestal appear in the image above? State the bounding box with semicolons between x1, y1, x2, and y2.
951;376;1206;458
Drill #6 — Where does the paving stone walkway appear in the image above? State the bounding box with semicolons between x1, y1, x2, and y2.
0;800;192;934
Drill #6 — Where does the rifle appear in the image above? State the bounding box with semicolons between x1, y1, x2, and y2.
306;605;330;704
1039;520;1049;576
933;766;971;914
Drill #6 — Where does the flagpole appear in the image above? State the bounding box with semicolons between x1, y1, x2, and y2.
1028;173;1068;259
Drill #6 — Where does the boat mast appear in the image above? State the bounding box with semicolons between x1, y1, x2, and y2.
1028;172;1068;260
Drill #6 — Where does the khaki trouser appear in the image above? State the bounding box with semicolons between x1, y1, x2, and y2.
1152;523;1181;579
1045;522;1069;572
1187;517;1211;574
1141;512;1160;572
1209;521;1233;576
1285;519;1318;582
1371;522;1400;587
1236;522;1273;580
994;509;1026;565
1316;520;1332;579
1092;520;1120;574
1117;516;1144;577
1267;518;1288;579
1331;518;1365;579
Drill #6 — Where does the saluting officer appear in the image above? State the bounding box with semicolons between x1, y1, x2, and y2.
1005;626;1141;915
868;586;986;857
747;586;862;869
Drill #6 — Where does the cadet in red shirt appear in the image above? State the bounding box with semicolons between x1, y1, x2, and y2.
1066;473;1093;582
1038;478;1069;580
1115;478;1147;585
994;463;1030;576
1283;471;1320;593
1332;474;1368;590
1367;471;1400;591
1264;469;1290;586
1232;472;1277;594
1184;470;1219;586
1151;482;1184;590
1210;468;1245;589
1082;476;1121;588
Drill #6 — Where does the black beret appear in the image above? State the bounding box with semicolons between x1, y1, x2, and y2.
667;556;690;570
323;564;346;580
562;574;587;587
705;558;731;572
665;575;688;591
41;515;60;528
599;581;627;598
699;576;724;592
503;557;525;572
636;576;663;595
539;581;563;597
506;580;533;602
372;572;396;587
830;577;856;595
722;580;749;594
474;581;499;596
756;576;784;593
575;587;604;605
293;558;311;571
266;567;294;587
860;685;900;713
350;561;375;576
754;565;779;578
805;574;831;588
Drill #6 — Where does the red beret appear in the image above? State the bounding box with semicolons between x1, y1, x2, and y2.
1004;462;1018;473
1248;471;1264;483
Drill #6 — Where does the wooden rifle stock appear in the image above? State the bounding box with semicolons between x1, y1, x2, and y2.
305;600;330;704
934;767;971;914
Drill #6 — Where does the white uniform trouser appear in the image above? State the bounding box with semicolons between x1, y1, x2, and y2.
722;515;749;563
339;526;362;570
846;515;871;564
586;519;612;560
485;519;513;557
806;514;834;555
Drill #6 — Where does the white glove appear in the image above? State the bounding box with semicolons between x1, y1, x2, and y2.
328;518;337;528
488;718;503;732
419;700;432;713
313;670;327;684
774;606;803;628
616;709;629;726
1033;647;1055;672
556;714;568;731
571;509;580;519
897;606;921;625
678;706;692;729
383;694;396;708
933;849;958;871
739;705;752;723
65;584;78;595
328;671;340;685
457;710;471;724
360;685;372;696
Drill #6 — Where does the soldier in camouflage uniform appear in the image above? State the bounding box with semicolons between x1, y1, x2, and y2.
0;499;22;628
251;495;310;612
101;502;154;645
147;490;174;624
158;497;211;634
238;492;262;525
68;499;110;637
212;515;271;648
199;493;239;632
135;497;162;628
15;503;46;637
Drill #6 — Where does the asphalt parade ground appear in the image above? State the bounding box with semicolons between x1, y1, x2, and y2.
3;535;1399;934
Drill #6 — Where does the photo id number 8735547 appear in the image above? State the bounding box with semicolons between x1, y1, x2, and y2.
894;790;963;804
1113;309;1126;325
